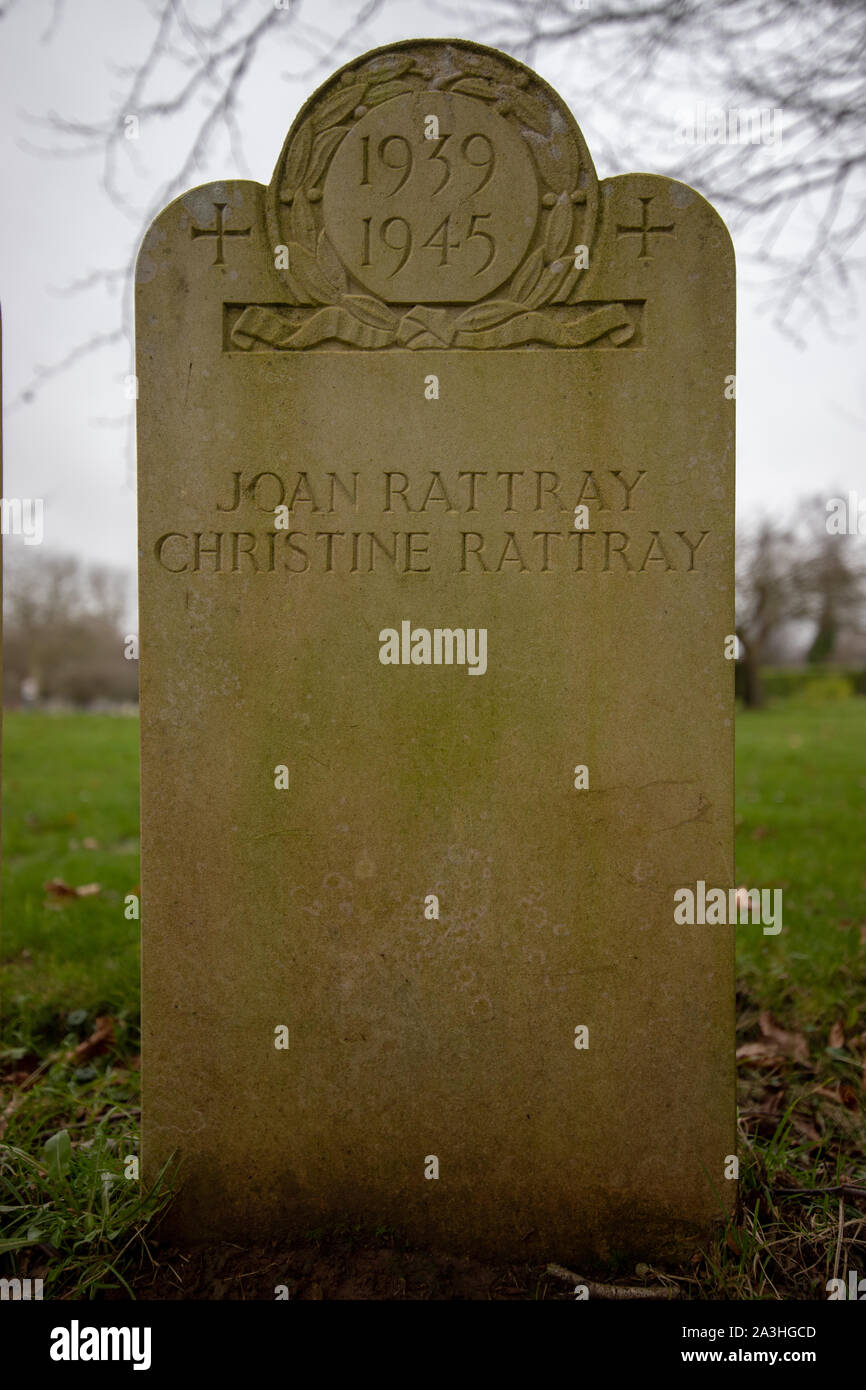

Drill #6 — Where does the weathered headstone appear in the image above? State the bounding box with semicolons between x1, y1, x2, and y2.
137;39;735;1262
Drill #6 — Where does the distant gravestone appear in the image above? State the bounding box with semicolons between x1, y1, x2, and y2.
137;39;735;1262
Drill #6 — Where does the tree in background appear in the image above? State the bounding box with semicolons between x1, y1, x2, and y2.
736;520;797;708
736;497;866;705
794;494;866;666
4;0;865;405
2;551;137;707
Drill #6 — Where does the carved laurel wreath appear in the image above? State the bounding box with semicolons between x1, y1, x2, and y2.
245;48;615;351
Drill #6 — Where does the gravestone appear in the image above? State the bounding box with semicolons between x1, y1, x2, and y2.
137;38;735;1263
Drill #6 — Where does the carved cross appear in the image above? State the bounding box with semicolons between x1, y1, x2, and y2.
616;196;675;261
191;202;251;266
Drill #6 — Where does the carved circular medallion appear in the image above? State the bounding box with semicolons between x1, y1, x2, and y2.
265;41;602;349
322;92;538;303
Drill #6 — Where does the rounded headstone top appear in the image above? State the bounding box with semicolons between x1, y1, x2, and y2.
267;39;599;344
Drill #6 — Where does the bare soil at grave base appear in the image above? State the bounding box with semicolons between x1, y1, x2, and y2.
121;1238;581;1300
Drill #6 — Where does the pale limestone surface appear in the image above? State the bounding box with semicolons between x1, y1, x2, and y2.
137;39;735;1260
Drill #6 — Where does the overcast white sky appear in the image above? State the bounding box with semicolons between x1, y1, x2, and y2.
1;0;864;603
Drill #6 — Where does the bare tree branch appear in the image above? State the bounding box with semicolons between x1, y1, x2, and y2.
10;0;866;407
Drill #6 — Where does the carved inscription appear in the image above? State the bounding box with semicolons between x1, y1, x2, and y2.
260;44;602;349
152;466;710;576
323;94;537;301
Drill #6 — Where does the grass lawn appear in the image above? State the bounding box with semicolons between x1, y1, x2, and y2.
1;702;865;1299
735;699;866;1027
2;713;141;1041
4;702;863;1036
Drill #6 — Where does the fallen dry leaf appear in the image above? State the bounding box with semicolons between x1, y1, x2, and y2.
839;1082;858;1111
44;878;77;898
0;1052;41;1086
812;1084;858;1110
758;1011;809;1064
736;1041;783;1063
82;837;100;850
71;1016;116;1063
43;878;102;902
829;1020;846;1049
726;1228;743;1254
